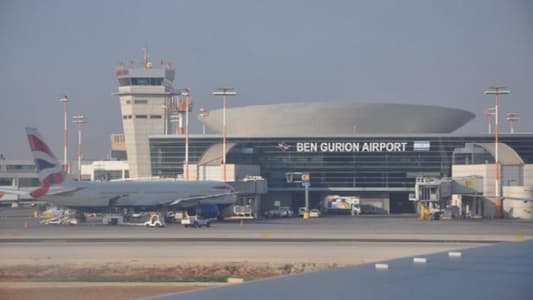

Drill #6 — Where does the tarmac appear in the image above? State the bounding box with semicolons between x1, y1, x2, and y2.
1;207;531;265
1;207;532;300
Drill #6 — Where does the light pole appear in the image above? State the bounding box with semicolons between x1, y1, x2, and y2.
72;115;87;181
59;95;69;173
180;89;192;181
505;112;520;134
484;86;510;218
484;107;496;134
212;88;236;181
199;108;209;135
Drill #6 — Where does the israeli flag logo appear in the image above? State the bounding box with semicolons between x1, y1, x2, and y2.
414;141;430;151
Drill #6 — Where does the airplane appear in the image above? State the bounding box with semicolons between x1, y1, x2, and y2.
0;127;237;223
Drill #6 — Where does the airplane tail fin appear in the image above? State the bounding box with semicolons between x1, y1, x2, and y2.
25;127;74;196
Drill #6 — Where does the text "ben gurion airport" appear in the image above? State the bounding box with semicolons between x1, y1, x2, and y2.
296;142;408;153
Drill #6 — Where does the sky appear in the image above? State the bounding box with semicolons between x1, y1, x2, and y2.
1;0;532;161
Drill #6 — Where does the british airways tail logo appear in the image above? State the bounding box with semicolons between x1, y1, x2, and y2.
26;129;65;188
28;134;56;159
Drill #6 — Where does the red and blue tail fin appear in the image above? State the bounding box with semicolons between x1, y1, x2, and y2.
25;127;73;193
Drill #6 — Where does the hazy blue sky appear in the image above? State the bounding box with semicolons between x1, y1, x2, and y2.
1;0;532;160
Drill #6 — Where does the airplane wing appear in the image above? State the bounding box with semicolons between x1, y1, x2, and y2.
0;188;31;196
0;188;32;199
169;192;237;208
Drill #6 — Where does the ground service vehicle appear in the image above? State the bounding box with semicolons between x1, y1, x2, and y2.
298;207;306;216
322;195;361;216
309;209;321;218
103;214;124;225
265;206;293;218
144;214;165;227
181;203;218;228
181;215;211;228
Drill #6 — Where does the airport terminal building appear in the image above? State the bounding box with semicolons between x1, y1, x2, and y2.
113;62;532;217
146;103;533;215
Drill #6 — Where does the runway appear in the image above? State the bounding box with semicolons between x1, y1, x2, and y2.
1;207;531;266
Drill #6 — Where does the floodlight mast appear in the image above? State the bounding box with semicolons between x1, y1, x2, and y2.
505;112;520;134
485;107;496;134
484;86;510;218
59;95;70;172
212;88;237;181
72;114;87;181
180;89;192;181
199;108;209;135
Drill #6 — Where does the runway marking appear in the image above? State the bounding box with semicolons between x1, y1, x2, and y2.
6;233;20;239
0;237;503;244
258;232;272;239
512;234;524;241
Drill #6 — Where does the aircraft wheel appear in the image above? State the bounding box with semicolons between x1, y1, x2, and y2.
193;222;199;228
206;222;211;228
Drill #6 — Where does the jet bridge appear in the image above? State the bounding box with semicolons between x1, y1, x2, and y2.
413;176;483;219
227;176;267;218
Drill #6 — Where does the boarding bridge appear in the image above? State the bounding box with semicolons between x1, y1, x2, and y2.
226;176;267;219
414;176;483;202
413;176;484;218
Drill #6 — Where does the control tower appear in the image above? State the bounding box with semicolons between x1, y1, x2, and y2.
114;51;176;178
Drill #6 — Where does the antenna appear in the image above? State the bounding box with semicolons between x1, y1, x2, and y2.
142;47;149;69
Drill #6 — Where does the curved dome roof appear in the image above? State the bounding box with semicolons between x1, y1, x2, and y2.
200;102;475;136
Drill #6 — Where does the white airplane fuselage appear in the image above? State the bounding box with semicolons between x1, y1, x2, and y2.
41;180;235;210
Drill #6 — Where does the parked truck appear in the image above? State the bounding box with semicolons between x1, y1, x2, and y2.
322;195;361;216
181;203;219;228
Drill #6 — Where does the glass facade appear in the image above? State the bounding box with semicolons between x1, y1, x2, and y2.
151;134;533;190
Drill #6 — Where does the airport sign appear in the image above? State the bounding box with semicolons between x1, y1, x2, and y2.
296;142;408;153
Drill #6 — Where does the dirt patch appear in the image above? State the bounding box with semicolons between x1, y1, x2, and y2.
0;284;204;300
0;262;343;300
0;261;341;282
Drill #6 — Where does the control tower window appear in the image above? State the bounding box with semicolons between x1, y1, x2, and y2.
130;77;164;86
118;78;131;86
134;99;148;104
135;115;148;119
